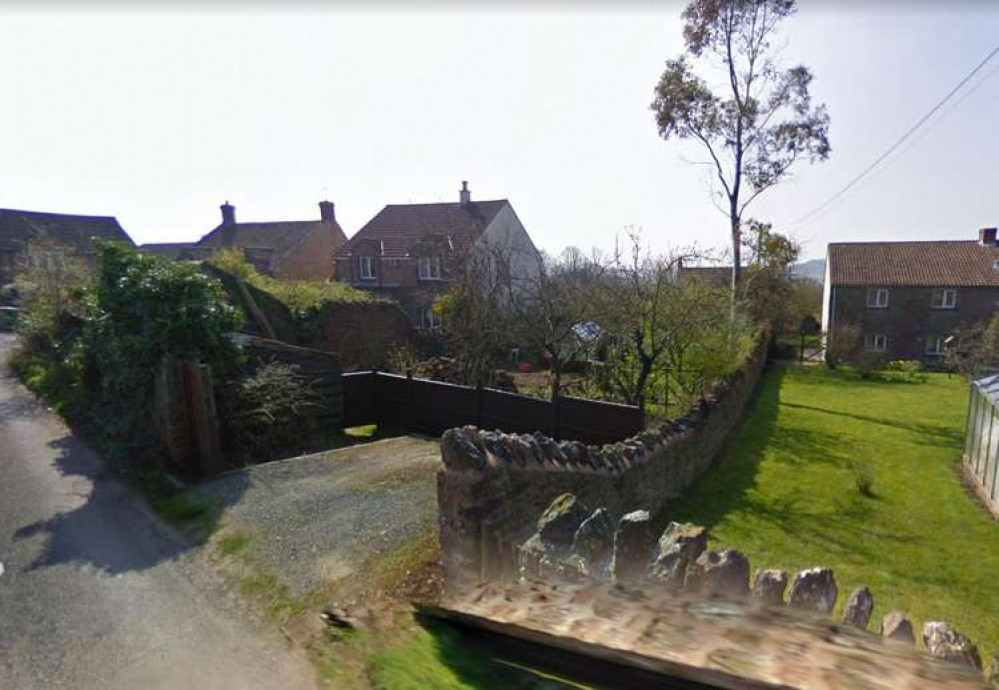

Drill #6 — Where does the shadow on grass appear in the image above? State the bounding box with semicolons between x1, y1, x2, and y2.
669;364;920;567
779;401;964;445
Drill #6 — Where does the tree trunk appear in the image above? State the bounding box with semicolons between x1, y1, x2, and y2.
730;214;742;305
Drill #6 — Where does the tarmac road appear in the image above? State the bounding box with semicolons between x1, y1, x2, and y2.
0;333;317;690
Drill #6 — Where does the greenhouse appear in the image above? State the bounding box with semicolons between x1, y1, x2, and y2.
964;373;999;515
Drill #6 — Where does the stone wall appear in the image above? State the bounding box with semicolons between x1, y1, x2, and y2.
437;334;770;586
499;492;994;682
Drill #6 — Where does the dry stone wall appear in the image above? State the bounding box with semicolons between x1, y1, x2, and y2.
507;492;997;683
437;335;769;587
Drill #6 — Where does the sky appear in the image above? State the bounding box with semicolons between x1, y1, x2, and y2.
1;2;997;261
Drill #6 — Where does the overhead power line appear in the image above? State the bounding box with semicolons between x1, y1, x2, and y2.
790;43;999;229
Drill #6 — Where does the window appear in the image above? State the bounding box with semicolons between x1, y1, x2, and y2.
360;256;376;280
931;288;957;309
418;306;441;331
418;256;441;280
926;335;946;356
864;333;887;352
866;288;889;308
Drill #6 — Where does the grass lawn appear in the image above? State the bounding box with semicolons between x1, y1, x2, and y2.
672;363;999;658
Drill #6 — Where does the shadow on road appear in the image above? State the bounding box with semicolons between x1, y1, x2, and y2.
13;436;196;575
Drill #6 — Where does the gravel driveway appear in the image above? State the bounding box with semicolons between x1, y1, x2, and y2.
195;436;441;596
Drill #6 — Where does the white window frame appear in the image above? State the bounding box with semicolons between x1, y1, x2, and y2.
866;288;889;309
418;256;441;280
359;256;376;280
931;288;957;309
418;306;441;331
926;334;946;356
864;333;887;352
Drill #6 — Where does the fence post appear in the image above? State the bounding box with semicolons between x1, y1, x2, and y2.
475;382;484;428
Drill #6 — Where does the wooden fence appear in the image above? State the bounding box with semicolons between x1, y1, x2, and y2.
343;371;643;445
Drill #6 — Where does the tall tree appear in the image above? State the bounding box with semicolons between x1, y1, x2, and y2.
651;0;830;299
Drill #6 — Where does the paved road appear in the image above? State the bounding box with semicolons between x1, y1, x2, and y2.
0;334;317;690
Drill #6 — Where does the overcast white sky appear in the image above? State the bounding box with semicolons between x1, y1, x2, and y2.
1;2;997;260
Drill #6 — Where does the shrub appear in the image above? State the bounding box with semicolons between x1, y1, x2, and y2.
826;322;860;369
217;361;322;464
883;359;928;383
850;460;875;497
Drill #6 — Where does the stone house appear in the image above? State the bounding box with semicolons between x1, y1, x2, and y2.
333;182;541;329
0;207;135;291
143;200;348;280
822;227;999;362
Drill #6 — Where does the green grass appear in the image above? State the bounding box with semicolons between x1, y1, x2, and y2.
672;363;999;656
217;529;253;556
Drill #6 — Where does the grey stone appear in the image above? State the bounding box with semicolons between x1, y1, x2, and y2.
517;533;548;578
651;522;708;589
612;510;653;583
787;567;838;614
440;428;484;471
752;569;788;605
684;548;750;598
922;621;982;669
881;611;916;644
841;586;874;630
537;494;590;549
572;508;615;569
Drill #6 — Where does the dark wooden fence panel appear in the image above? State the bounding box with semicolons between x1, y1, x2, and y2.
481;389;554;435
343;371;378;427
557;395;645;445
341;371;643;445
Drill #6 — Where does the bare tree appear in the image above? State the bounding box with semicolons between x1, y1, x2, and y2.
509;247;608;400
592;231;714;416
651;0;830;300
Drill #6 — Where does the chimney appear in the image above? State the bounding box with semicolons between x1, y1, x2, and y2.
220;201;236;227
459;180;471;207
980;227;997;246
319;200;336;224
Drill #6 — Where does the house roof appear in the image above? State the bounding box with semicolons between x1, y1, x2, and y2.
337;200;508;258
195;219;347;269
828;241;999;287
0;208;134;253
140;242;197;260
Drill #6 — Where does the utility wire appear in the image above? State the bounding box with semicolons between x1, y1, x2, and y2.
790;44;999;229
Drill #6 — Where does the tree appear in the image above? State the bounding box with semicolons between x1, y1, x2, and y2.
739;220;801;328
12;238;90;347
434;242;518;386
651;0;830;300
946;313;999;378
592;231;735;416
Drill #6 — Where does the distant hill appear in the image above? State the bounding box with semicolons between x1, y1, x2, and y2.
793;258;825;284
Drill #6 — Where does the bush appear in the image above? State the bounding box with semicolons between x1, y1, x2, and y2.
850;460;875;497
826;323;860;369
882;359;928;383
217;361;323;464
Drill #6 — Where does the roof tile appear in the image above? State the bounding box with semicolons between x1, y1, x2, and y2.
828;241;999;287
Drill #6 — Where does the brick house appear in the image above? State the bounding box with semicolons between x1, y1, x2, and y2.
144;200;348;280
822;227;999;362
334;182;540;329
0;207;135;290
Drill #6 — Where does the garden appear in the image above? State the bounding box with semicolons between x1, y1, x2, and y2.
672;362;999;659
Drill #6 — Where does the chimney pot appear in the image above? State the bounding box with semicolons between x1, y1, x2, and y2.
220;201;236;227
319;200;336;224
459;180;471;207
980;227;997;246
